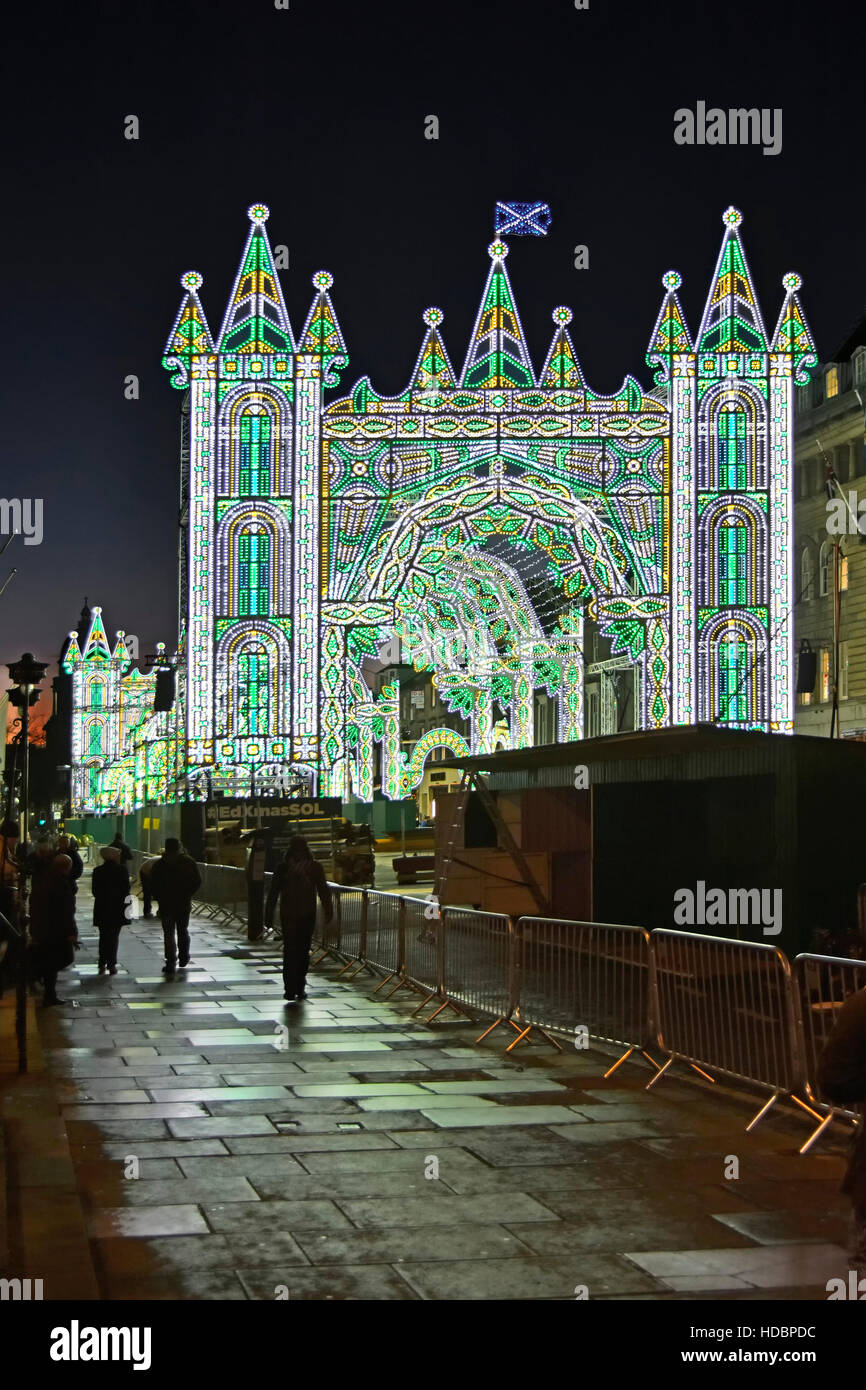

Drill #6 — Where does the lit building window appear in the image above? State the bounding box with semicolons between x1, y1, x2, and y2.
840;640;850;700
821;648;830;702
840;553;849;591
825;366;839;399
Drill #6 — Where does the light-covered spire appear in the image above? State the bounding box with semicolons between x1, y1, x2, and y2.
697;207;768;354
460;239;535;390
216;203;294;355
82;607;111;662
771;272;818;383
539;307;584;389
410;307;456;395
162;271;214;388
646;270;693;382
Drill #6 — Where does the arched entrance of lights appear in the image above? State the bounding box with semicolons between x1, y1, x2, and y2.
321;468;669;802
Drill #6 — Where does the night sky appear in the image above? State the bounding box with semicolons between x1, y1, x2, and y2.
2;0;864;708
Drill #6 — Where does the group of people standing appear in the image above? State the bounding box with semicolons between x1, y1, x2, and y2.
0;822;87;1004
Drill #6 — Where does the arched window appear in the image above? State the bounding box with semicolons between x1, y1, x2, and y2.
718;634;748;723
237;527;271;616
718;519;747;606
801;547;814;601
90;681;103;710
237;645;270;736
239;410;273;496
717;405;747;490
819;541;832;597
87;722;103;756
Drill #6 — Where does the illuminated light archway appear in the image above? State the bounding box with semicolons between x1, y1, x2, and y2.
70;206;817;814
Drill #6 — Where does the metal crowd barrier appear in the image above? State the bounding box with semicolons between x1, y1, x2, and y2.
191;862;247;927
398;894;444;1010
440;906;514;1027
511;917;654;1067
330;887;370;979
647;928;815;1132
363;890;404;989
792;953;866;1153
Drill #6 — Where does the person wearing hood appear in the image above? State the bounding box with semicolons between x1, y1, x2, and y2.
92;845;131;975
265;836;333;1004
57;834;84;892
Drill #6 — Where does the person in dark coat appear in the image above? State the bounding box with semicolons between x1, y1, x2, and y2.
149;838;201;974
265;836;333;1004
111;832;133;867
92;845;131;974
139;856;158;918
29;853;78;1006
818;985;866;1276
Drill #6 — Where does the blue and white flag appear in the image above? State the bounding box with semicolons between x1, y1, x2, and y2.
494;202;552;236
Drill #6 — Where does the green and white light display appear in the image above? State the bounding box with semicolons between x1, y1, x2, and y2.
69;204;816;814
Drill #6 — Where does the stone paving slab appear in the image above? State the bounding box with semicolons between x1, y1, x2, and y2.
15;873;855;1301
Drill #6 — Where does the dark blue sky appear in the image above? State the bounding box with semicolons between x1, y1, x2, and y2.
1;0;863;698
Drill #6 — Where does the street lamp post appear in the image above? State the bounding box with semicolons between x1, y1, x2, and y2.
6;652;49;1073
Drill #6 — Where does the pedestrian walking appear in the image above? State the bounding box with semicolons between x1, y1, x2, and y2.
28;853;78;1006
818;984;866;1276
139;856;158;918
149;838;201;975
265;836;333;1004
92;845;131;974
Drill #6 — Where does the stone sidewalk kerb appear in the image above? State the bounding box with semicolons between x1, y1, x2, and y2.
2;865;856;1301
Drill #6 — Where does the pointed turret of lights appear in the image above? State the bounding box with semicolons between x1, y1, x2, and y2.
646;270;693;384
162;270;214;389
771;271;818;384
112;632;132;673
82;607;112;662
61;632;81;674
411;307;457;401
216;203;294;355
539;307;584;390
697;206;768;354
298;268;349;385
460;239;535;390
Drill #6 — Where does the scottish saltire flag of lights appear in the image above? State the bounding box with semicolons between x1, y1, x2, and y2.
68;203;816;815
494;202;552;236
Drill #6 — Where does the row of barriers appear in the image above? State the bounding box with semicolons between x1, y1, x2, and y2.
115;852;864;1154
318;887;865;1155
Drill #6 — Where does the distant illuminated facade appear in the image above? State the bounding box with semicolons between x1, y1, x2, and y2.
69;204;816;815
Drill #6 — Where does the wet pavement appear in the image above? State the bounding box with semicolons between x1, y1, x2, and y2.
3;867;855;1301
